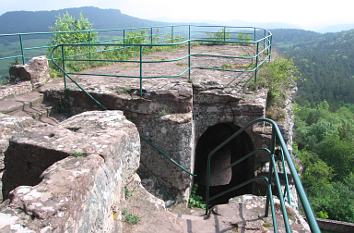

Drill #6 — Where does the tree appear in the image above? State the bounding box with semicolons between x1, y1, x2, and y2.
294;102;354;222
48;12;97;72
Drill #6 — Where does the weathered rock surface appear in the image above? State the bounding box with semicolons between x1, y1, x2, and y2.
0;111;140;233
0;81;32;100
134;112;193;201
41;78;194;201
123;191;310;233
0;114;38;202
37;44;289;204
9;56;50;88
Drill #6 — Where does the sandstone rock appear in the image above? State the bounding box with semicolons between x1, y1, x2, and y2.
41;80;194;200
0;110;140;233
9;56;50;88
122;193;310;233
0;115;38;202
0;81;32;100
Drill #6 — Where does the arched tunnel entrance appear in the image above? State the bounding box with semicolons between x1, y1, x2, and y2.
193;123;255;205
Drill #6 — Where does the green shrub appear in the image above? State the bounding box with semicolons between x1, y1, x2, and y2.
48;12;97;72
188;184;206;209
122;208;140;225
207;28;231;45
124;187;133;199
237;32;252;45
248;58;299;119
71;151;87;157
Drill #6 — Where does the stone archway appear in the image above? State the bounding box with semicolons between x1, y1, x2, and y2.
193;123;254;205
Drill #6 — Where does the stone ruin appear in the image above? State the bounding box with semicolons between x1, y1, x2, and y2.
0;52;304;232
0;111;139;232
0;56;50;101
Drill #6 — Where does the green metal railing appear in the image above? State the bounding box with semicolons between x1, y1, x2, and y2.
205;118;321;233
46;25;271;96
0;25;271;85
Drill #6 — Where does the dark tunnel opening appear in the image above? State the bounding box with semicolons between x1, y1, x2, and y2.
193;123;255;206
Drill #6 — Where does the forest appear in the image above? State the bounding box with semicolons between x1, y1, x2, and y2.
273;29;354;222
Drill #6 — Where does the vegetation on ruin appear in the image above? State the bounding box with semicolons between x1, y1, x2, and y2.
248;58;299;121
188;184;206;209
46;12;184;77
122;208;141;225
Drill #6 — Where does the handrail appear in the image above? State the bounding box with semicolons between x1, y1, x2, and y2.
0;24;272;85
205;117;321;233
0;25;271;84
46;25;271;96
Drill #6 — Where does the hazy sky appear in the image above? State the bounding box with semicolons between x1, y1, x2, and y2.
1;0;354;29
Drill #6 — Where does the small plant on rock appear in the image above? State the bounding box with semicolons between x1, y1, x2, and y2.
188;184;206;209
122;208;140;225
72;151;86;157
124;187;133;199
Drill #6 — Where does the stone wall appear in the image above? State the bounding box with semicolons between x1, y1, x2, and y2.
0;114;38;202
42;80;195;201
39;69;297;204
40;75;279;201
0;111;140;233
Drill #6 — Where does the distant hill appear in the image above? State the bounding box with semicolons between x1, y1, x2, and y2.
271;29;321;47
317;24;354;33
0;6;164;34
272;28;354;104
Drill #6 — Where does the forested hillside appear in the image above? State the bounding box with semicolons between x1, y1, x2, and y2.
273;29;354;222
0;7;162;34
273;29;354;105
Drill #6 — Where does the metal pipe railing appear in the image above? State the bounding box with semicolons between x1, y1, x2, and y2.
204;118;321;233
47;25;271;95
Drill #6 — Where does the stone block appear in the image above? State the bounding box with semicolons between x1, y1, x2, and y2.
0;111;140;233
0;114;38;202
9;56;50;88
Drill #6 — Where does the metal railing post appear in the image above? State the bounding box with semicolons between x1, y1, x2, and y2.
188;40;191;81
150;27;153;45
272;154;292;233
263;29;266;48
280;148;292;204
188;25;191;40
171;26;174;43
123;29;126;44
88;31;92;64
269;35;272;62
255;41;259;82
19;34;25;64
253;27;256;42
205;154;211;215
265;127;276;217
139;46;143;96
223;26;226;42
61;45;66;89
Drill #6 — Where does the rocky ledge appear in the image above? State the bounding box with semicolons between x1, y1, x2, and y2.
0;111;140;233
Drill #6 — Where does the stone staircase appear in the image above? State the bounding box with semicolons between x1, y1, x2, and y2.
0;91;60;125
123;175;310;233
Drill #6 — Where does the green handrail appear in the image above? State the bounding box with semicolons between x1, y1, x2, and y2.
1;25;271;84
47;26;271;96
205;118;321;233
